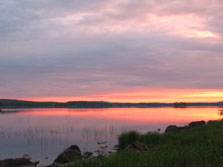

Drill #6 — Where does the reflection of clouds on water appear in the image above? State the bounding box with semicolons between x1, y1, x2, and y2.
0;107;220;166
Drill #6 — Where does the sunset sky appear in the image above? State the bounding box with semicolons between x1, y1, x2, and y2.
0;0;223;102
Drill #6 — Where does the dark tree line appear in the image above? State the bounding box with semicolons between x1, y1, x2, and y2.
0;102;2;111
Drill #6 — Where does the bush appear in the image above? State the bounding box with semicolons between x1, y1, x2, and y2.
140;132;161;145
118;131;140;148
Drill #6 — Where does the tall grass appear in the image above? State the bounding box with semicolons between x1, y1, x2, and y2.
118;131;140;148
118;130;162;148
71;120;223;167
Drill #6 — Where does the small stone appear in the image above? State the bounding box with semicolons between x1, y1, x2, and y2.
92;152;99;158
112;145;119;151
22;154;32;160
97;141;107;145
99;144;108;149
108;149;118;153
91;151;105;159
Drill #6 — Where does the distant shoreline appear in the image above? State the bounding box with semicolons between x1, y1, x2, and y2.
0;99;222;109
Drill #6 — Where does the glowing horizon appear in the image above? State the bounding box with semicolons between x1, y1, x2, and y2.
16;89;223;103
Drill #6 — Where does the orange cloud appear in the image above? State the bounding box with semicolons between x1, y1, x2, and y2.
20;89;223;103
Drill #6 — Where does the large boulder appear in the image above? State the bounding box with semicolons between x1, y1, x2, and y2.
0;158;39;167
165;125;191;133
165;121;206;133
53;145;81;165
189;121;205;127
165;125;180;133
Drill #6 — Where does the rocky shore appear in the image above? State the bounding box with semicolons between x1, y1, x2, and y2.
0;120;216;167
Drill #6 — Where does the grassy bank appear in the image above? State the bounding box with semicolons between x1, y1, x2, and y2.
69;120;223;167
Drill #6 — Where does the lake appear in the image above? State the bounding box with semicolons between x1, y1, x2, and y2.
0;107;221;166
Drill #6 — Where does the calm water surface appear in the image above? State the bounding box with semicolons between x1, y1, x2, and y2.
0;107;221;166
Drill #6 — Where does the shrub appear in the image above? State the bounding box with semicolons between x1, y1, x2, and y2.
118;131;140;148
140;132;161;145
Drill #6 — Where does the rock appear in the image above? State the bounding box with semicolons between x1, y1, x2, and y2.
99;144;108;149
90;149;106;159
112;145;119;151
108;145;119;154
53;145;81;164
125;141;154;151
165;121;206;134
165;125;179;133
165;125;189;133
91;152;99;158
178;126;189;131
108;149;118;153
189;121;205;127
91;152;104;159
0;158;39;167
22;154;32;160
132;141;148;151
97;141;107;145
83;152;92;158
125;144;136;150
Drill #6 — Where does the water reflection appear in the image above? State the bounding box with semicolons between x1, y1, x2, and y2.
0;107;220;166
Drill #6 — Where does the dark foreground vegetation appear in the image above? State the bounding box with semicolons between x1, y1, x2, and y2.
52;120;223;167
1;120;223;167
0;99;222;108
